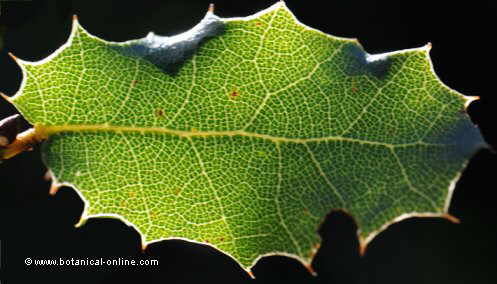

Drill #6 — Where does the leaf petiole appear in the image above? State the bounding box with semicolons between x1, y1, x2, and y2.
0;125;46;160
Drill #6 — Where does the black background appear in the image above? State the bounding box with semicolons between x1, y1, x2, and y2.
0;1;496;283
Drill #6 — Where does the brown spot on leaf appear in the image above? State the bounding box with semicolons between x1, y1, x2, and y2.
230;90;239;98
388;127;397;136
255;22;262;26
156;108;165;118
351;79;358;92
150;212;157;220
303;208;310;215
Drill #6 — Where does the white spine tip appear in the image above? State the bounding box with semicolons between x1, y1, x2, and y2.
305;264;317;276
8;52;18;62
247;270;255;279
0;92;11;103
74;217;88;228
358;237;368;256
464;96;479;109
44;171;53;181
208;3;214;13
8;52;29;66
443;213;460;224
49;183;60;196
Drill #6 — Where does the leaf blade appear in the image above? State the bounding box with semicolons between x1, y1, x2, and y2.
10;2;485;271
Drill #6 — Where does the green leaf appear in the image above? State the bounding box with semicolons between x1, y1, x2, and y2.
7;3;485;273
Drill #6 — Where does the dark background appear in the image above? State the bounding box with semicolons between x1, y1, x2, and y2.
0;1;496;283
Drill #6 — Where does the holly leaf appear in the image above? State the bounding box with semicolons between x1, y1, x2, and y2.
6;3;485;274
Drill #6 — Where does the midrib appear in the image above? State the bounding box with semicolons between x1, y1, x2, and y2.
36;123;436;148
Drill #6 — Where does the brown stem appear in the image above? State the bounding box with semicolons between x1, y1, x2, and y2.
1;127;46;160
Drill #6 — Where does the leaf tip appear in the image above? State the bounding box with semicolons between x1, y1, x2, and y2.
263;0;287;13
358;237;368;257
463;95;479;110
75;216;88;228
246;270;256;279
7;52;18;63
305;264;317;276
46;170;64;196
7;51;30;68
207;3;215;14
43;170;53;181
71;15;85;36
442;213;460;224
424;42;432;51
0;91;12;104
49;182;60;196
276;0;289;11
